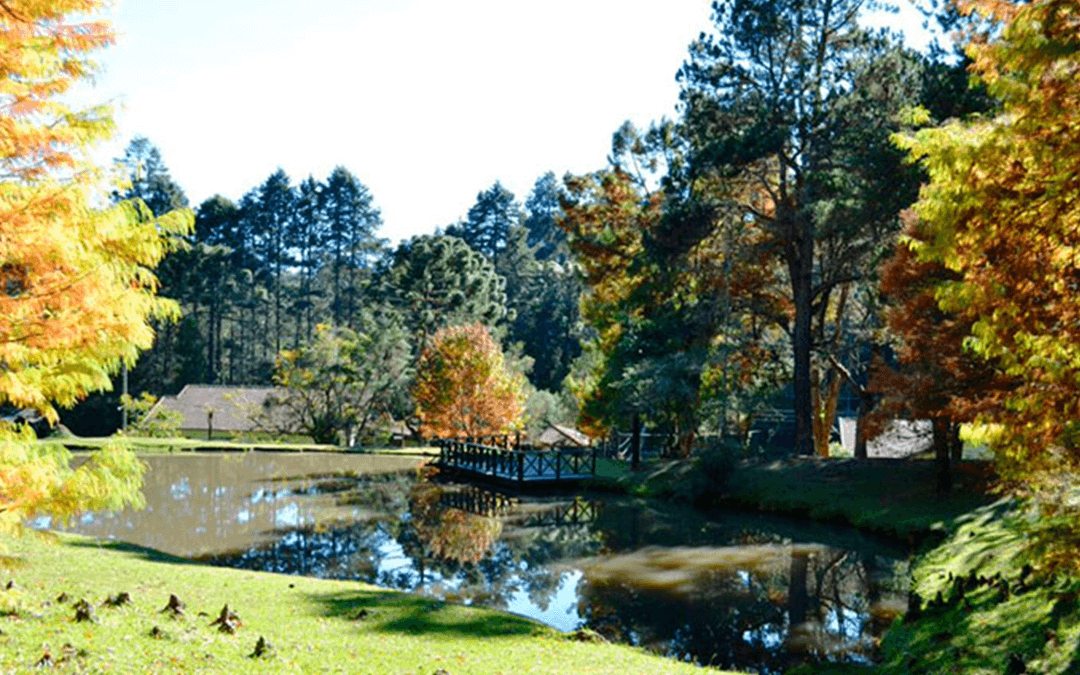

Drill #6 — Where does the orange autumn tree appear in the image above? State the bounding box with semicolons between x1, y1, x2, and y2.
895;0;1080;565
1;0;191;539
412;323;524;439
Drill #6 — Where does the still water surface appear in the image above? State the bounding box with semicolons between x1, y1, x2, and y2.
43;452;909;673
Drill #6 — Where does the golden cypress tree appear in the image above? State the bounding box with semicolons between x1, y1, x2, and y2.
1;0;192;539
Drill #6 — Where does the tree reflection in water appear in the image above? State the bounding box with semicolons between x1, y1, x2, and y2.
41;453;907;673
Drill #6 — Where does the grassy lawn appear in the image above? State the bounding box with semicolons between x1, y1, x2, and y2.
0;532;737;675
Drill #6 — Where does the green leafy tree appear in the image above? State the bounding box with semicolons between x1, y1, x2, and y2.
446;182;520;258
242;169;297;357
501;175;584;392
267;314;411;445
114;136;189;215
524;171;568;262
290;176;329;344
382;234;509;353
561;124;788;452
320;166;385;328
676;0;923;455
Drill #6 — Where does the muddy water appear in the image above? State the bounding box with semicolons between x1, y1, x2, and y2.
41;452;909;673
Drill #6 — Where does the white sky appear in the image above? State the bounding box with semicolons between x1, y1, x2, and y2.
87;0;935;246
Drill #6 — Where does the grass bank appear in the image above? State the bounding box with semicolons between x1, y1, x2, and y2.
591;456;997;543
718;457;996;542
0;532;732;675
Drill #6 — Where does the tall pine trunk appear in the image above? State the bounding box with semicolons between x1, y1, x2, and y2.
790;218;815;456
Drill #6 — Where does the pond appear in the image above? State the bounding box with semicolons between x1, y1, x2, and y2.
39;452;910;673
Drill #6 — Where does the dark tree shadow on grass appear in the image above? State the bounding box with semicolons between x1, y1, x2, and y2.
305;589;543;640
62;538;198;566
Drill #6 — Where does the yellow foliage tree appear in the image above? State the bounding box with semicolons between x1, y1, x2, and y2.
896;0;1080;567
1;0;191;540
412;323;525;439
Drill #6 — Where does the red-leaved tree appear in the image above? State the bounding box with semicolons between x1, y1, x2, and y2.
870;211;1013;493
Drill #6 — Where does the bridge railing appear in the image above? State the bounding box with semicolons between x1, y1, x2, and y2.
434;438;596;485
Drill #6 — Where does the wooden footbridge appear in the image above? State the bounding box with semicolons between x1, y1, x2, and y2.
433;436;597;489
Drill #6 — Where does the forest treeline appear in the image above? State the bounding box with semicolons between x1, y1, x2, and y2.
64;0;988;454
64;142;583;436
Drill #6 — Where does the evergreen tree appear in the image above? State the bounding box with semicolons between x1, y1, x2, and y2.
321;166;385;328
524;171;567;262
291;176;329;344
382;234;509;354
115;136;189;216
447;182;520;258
676;0;922;455
244;169;297;356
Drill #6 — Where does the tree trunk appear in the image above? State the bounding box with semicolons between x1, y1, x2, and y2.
812;365;843;457
854;391;872;459
790;226;815;457
950;423;964;462
631;414;642;471
932;416;952;496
